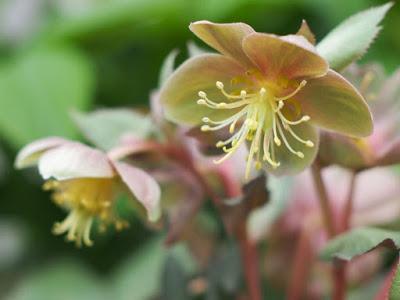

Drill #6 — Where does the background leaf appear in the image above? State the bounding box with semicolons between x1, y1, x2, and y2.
73;108;154;150
317;2;392;71
0;45;94;149
5;260;109;300
390;260;400;300
320;227;400;261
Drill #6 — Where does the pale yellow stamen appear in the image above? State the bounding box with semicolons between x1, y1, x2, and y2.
43;178;127;247
197;79;312;178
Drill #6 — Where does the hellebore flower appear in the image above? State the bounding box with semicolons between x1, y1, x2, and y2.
159;21;372;178
15;137;161;247
319;64;400;170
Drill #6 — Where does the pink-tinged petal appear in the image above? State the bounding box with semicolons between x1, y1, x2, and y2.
113;161;161;222
296;70;373;137
189;21;255;67
159;53;246;126
242;33;328;80
296;20;316;45
38;142;114;180
15;137;69;169
375;137;400;167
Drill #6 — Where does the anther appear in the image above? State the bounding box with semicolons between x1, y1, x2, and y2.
216;141;224;148
216;81;224;89
202;117;210;123
197;99;206;105
240;90;247;98
198;91;207;98
201;125;210;131
296;152;305;158
274;137;281;146
305;141;314;147
302;115;310;122
259;87;266;95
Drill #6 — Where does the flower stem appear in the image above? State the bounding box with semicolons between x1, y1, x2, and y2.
342;172;357;231
287;228;313;300
310;161;335;237
311;161;347;300
236;222;262;300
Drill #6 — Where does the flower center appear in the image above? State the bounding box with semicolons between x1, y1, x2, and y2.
43;178;128;247
197;78;314;179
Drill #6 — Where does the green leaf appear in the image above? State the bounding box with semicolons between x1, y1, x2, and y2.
0;45;94;149
317;2;393;71
5;260;109;300
390;261;400;300
160;255;188;300
187;41;209;57
320;227;400;261
111;237;196;300
72;108;154;151
158;49;179;87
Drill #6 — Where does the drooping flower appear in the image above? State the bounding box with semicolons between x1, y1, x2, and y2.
15;137;161;247
159;21;372;178
319;64;400;170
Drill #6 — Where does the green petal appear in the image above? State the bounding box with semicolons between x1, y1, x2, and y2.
159;53;246;126
296;70;373;137
189;21;255;67
242;33;328;80
266;122;319;176
319;132;372;169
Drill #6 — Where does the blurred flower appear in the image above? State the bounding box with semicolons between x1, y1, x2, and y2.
160;21;372;178
259;166;400;295
15;137;161;247
319;64;400;170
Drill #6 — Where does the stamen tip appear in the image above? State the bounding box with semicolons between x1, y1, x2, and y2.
302;115;310;121
217;102;226;108
306;141;314;147
274;138;281;146
201;125;210;131
216;81;224;89
198;91;207;98
197;99;206;105
296;152;304;158
202;117;210;123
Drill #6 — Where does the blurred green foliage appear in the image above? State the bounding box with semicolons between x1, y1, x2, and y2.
0;0;399;299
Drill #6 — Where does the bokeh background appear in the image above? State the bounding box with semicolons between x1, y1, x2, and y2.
0;0;398;299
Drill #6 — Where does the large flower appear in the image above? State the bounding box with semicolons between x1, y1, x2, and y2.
159;21;372;177
15;137;161;247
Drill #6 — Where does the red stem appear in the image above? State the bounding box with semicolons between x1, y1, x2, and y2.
311;161;347;300
310;162;336;237
374;256;400;300
287;228;313;300
342;172;357;232
236;222;262;300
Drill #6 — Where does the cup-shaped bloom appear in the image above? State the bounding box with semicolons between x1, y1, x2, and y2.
319;64;400;170
160;21;372;178
15;137;161;247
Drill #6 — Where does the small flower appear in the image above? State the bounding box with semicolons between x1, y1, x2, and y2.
319;64;400;170
160;21;372;177
15;137;161;247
